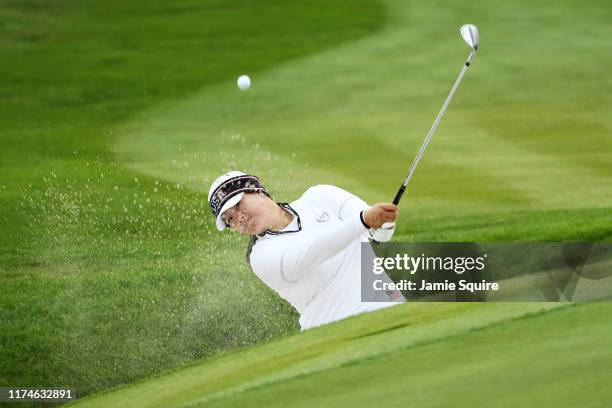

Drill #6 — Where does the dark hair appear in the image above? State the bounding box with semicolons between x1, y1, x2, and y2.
246;235;258;267
242;190;271;269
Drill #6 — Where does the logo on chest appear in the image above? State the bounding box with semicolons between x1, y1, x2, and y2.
316;211;330;222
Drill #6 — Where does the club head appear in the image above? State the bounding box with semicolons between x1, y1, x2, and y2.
460;24;479;51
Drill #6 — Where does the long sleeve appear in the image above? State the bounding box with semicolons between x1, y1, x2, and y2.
249;212;370;286
278;212;368;282
303;185;370;220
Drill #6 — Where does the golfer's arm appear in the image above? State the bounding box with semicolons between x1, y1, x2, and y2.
279;213;368;282
306;185;370;220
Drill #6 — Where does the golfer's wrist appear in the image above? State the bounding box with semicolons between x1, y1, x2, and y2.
359;210;371;229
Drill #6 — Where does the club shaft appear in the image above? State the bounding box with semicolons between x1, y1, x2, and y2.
392;51;475;206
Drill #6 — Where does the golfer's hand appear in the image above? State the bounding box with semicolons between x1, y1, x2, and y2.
370;222;396;242
363;203;398;229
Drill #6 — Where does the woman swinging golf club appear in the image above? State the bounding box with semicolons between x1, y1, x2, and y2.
209;171;405;331
207;25;479;331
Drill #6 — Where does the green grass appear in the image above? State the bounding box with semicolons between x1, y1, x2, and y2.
0;0;384;397
68;302;612;407
1;0;612;405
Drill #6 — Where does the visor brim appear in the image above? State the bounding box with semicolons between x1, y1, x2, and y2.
215;192;244;231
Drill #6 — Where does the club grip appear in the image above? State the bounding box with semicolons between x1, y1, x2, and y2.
373;186;405;245
392;185;406;205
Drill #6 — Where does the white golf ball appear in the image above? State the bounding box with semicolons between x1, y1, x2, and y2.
237;75;251;91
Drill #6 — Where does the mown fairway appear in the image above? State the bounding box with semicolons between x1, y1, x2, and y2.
69;302;612;407
1;0;612;405
0;0;383;396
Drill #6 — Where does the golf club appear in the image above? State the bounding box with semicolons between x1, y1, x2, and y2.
373;24;479;243
392;24;478;205
393;24;478;205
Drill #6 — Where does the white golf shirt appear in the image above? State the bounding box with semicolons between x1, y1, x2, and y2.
249;185;404;331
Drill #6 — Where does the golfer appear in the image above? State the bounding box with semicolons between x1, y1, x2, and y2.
209;171;405;331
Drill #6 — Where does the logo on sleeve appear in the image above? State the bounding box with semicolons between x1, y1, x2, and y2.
316;211;330;222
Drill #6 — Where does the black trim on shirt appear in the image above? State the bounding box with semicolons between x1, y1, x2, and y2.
259;203;302;237
359;210;371;229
